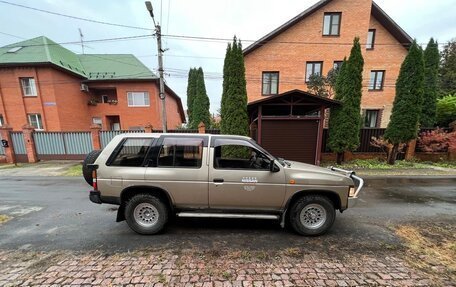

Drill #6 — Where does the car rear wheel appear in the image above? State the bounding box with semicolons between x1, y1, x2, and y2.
82;150;102;186
289;195;335;236
125;194;168;235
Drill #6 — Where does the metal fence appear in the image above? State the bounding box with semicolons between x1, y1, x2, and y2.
11;132;26;154
100;130;145;148
33;132;92;156
0;134;4;155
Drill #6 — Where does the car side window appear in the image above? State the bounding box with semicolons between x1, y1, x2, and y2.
158;137;204;168
109;138;153;167
213;140;271;170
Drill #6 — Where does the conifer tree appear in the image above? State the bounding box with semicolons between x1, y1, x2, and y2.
384;41;425;164
221;37;249;137
421;38;440;127
328;37;364;164
191;68;211;128
186;68;197;126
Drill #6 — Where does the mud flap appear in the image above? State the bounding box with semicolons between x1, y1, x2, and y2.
116;204;125;222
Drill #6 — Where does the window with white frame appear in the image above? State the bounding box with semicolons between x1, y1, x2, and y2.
28;114;43;130
20;78;37;96
127;92;150;107
0;114;4;126
92;117;102;128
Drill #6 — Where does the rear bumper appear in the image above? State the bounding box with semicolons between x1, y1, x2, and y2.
89;191;102;204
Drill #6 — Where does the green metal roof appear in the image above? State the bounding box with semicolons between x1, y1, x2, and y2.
0;36;156;80
78;54;155;80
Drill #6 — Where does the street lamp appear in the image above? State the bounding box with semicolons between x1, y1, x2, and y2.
145;1;167;132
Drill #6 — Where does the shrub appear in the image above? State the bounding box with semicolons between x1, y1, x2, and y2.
418;128;456;152
370;136;405;157
436;95;456;126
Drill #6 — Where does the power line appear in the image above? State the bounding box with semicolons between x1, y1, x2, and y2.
0;31;26;40
1;34;154;48
0;0;153;31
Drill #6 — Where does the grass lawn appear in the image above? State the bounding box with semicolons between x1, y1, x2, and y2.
63;163;83;176
321;158;456;176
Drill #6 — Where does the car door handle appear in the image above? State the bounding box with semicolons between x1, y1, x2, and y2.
213;178;224;183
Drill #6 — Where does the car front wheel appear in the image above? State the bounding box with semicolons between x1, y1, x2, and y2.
125;194;168;235
289;195;335;236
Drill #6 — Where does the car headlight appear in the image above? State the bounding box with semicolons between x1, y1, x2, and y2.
349;186;356;197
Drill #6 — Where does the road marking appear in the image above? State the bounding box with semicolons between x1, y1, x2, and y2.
0;205;43;217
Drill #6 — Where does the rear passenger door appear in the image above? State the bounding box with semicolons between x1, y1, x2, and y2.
144;135;209;209
99;137;154;194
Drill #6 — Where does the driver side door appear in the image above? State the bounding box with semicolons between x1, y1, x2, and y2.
208;138;286;211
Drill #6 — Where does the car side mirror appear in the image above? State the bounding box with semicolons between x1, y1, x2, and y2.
269;160;279;172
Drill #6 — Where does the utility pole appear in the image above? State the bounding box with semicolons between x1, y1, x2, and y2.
145;1;167;132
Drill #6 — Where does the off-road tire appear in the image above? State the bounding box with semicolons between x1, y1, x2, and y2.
289;195;335;236
125;194;168;235
82;150;102;186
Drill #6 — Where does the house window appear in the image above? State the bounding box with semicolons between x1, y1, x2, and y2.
369;70;385;90
28;114;43;130
92;117;102;128
363;110;380;128
306;62;323;82
333;61;343;70
262;72;279;95
20;78;37;96
127;92;150;107
101;95;109;103
367;29;376;50
323;13;341;36
0;114;4;126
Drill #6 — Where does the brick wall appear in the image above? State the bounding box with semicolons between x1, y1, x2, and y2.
0;66;184;131
244;0;408;128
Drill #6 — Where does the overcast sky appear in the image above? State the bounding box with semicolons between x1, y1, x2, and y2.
0;0;455;114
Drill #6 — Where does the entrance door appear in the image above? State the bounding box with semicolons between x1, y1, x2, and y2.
261;119;319;164
208;138;286;211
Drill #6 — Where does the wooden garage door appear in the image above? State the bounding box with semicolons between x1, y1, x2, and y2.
261;120;319;164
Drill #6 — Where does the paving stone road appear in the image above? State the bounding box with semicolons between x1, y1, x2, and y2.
0;249;439;287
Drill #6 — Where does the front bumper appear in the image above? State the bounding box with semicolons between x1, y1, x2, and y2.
89;191;102;204
329;166;364;208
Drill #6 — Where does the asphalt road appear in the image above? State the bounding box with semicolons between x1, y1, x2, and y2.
0;176;455;253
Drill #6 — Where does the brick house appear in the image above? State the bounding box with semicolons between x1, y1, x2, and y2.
244;0;412;129
0;36;185;131
243;0;412;164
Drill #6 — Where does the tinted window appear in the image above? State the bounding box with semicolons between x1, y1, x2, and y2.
158;137;203;168
110;138;153;166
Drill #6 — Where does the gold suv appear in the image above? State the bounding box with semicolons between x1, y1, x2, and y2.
84;133;363;236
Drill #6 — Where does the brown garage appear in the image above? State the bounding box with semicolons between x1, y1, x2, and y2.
248;89;340;165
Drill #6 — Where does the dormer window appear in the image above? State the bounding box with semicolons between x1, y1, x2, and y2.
323;13;341;36
7;46;23;53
